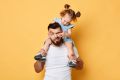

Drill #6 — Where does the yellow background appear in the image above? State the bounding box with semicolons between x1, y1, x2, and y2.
0;0;120;80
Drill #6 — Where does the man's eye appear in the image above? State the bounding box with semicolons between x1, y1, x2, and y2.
56;33;59;35
50;33;53;35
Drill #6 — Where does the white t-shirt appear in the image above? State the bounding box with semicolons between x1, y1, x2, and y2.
44;44;79;80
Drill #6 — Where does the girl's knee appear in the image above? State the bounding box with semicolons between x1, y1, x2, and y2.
65;42;73;47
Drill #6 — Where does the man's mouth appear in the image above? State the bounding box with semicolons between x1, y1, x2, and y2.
55;39;59;42
54;38;60;42
51;37;63;46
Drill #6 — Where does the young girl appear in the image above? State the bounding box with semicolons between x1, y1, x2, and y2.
34;4;81;67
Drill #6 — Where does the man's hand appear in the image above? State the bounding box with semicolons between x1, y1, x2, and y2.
34;61;45;73
75;58;84;70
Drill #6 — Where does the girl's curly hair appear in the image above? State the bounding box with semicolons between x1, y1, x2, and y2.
60;4;81;21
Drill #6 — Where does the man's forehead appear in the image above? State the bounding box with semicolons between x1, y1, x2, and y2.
49;28;62;33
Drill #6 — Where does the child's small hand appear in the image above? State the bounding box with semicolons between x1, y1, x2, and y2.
58;32;65;38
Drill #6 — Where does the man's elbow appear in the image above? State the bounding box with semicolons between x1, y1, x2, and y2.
34;66;43;73
35;69;43;73
34;61;44;73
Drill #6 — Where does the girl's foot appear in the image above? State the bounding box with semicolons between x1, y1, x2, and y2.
67;53;77;68
68;60;77;68
34;49;46;62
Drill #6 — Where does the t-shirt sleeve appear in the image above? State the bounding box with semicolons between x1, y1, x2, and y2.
53;18;59;22
69;24;75;29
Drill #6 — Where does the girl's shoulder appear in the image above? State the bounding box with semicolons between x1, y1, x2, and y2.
67;24;75;29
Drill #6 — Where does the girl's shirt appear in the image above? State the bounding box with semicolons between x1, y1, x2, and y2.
53;18;74;32
53;18;74;43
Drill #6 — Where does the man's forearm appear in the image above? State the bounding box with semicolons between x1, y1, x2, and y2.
34;61;45;73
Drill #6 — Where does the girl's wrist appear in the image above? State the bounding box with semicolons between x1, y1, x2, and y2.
64;32;70;37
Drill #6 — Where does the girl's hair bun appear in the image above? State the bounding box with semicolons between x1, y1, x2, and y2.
76;11;81;17
64;4;70;9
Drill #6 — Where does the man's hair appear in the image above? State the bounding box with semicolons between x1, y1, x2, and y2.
48;22;62;30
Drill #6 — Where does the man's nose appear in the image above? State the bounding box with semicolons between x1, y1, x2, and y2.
54;34;57;38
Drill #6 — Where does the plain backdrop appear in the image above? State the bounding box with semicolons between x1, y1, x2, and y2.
0;0;120;80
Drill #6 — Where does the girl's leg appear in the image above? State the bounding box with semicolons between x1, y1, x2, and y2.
34;38;52;61
64;42;77;60
40;38;52;56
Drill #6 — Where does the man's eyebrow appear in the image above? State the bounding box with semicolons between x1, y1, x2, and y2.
56;32;62;34
49;30;53;33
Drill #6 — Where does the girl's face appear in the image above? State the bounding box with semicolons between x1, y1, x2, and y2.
61;13;72;26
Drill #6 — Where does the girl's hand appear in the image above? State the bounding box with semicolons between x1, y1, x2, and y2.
58;32;65;38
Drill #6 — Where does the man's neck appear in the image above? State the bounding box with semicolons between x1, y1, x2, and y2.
51;43;63;47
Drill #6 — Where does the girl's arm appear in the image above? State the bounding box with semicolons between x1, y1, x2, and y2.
62;28;72;38
65;28;72;37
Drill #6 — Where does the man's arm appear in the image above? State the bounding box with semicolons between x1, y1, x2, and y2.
34;60;45;73
75;57;84;70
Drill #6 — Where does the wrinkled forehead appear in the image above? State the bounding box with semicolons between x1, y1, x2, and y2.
48;28;62;34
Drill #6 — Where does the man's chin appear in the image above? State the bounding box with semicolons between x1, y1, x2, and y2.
51;39;63;46
53;41;61;46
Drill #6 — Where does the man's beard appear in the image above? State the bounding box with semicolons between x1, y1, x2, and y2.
50;38;64;46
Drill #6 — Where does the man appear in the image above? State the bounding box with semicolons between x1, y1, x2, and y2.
34;22;83;80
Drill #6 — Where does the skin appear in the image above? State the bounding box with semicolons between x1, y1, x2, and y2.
34;27;83;73
40;13;76;60
48;28;63;46
34;57;83;73
42;13;75;59
60;13;76;60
